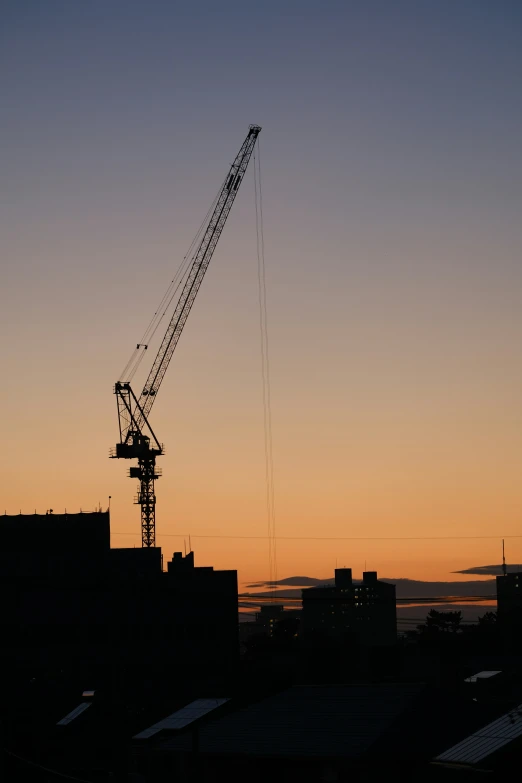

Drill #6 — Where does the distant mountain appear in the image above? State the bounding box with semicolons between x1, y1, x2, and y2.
384;578;496;598
241;576;496;600
245;576;331;588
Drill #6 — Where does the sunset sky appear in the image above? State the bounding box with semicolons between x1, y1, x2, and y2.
2;1;522;586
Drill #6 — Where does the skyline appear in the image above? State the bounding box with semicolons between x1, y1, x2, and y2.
2;1;522;584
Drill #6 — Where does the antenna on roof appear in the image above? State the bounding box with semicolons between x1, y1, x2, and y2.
189;535;192;553
502;539;507;577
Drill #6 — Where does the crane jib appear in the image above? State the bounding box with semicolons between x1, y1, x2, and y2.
135;126;260;425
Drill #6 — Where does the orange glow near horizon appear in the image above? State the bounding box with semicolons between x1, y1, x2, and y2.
3;4;522;588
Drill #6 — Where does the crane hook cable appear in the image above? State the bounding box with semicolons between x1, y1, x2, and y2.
254;139;277;594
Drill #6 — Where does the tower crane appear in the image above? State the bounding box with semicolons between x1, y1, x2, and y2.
111;125;261;547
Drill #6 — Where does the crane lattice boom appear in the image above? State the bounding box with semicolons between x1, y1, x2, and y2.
111;125;261;547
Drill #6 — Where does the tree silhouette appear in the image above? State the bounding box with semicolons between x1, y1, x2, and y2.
419;609;462;635
478;611;497;627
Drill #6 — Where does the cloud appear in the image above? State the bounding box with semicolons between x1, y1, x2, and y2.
453;564;522;576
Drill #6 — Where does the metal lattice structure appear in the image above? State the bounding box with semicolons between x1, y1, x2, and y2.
111;125;261;547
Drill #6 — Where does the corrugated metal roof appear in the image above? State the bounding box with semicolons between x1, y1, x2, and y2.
133;698;229;739
57;702;91;726
435;705;522;765
156;684;422;758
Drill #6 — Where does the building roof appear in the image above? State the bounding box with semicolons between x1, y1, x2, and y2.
464;670;502;683
56;702;91;726
155;684;423;758
434;705;522;766
1;511;110;553
133;698;230;739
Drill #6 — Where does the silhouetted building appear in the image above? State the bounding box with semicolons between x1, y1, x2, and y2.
497;573;522;619
2;512;238;690
110;545;162;583
255;604;285;635
163;550;239;671
301;568;396;646
497;572;522;650
0;510;110;585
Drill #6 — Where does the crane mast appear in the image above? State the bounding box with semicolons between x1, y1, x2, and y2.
111;125;261;547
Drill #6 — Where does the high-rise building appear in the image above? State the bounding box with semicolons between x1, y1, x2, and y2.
497;572;522;618
1;511;238;689
255;604;285;635
497;572;522;650
301;568;396;646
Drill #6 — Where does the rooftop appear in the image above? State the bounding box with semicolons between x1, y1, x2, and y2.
464;670;502;683
133;698;230;740
153;684;423;759
434;704;522;767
